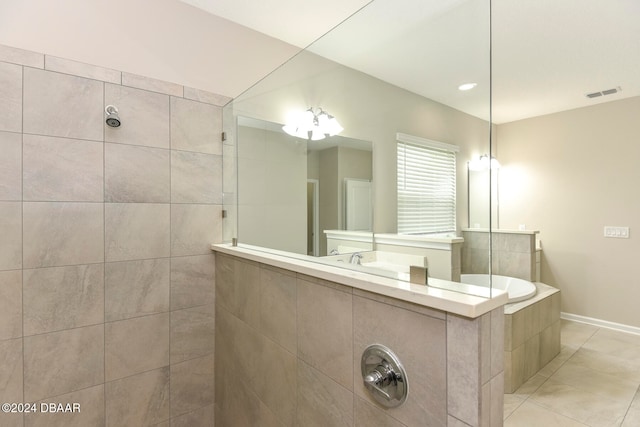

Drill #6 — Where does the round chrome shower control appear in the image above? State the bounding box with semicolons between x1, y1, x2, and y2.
361;344;408;408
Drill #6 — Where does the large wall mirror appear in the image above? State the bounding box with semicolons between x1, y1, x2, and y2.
223;0;494;297
237;116;373;257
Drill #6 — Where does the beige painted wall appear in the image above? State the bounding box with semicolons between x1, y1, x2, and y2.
0;0;299;98
496;96;640;327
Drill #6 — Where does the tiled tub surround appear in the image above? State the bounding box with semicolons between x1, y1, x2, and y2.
504;284;561;393
0;44;227;427
213;244;507;427
462;230;539;281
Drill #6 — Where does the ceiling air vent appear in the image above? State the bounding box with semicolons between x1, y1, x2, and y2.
586;86;622;99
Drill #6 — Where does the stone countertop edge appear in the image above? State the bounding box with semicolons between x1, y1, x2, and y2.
211;243;508;319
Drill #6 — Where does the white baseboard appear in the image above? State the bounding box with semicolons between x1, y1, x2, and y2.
561;312;640;336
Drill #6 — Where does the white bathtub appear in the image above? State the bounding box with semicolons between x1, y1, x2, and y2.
460;274;537;303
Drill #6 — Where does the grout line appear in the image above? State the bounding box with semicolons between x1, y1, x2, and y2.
168;87;173;423
102;80;107;425
20;61;25;427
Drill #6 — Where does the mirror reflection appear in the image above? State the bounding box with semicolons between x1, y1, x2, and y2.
237;116;373;257
467;155;499;229
225;0;493;297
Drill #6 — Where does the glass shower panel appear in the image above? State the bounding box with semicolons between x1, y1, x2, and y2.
223;0;494;298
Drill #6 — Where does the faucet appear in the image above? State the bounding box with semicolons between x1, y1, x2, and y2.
330;249;339;255
350;252;363;265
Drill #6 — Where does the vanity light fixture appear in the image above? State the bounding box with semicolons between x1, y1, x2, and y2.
282;107;344;141
458;82;477;91
468;154;500;171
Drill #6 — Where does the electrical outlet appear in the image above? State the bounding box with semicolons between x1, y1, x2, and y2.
604;226;630;238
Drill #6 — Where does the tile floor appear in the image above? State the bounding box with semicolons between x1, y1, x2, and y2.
504;320;640;426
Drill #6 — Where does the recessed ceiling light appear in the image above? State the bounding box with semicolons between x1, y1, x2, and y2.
458;83;477;91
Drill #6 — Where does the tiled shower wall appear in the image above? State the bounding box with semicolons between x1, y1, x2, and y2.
462;231;537;281
0;44;226;427
215;252;505;427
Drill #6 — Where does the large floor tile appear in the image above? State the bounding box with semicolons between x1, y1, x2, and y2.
505;401;588;426
529;378;628;426
550;361;638;405
560;320;598;348
581;328;640;361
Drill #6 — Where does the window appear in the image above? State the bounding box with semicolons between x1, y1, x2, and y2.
396;133;458;234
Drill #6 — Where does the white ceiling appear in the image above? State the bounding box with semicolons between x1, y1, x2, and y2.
180;0;640;124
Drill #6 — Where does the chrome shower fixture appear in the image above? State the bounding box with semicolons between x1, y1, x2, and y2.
105;105;121;127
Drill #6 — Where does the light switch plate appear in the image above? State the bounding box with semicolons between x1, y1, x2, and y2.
604;226;630;238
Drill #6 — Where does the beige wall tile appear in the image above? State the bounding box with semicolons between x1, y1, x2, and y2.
540;320;561;367
171;404;215;427
45;55;121;83
354;295;447;427
493;233;534;253
105;258;170;321
354;397;405;427
171;151;222;204
0;270;22;340
448;415;473;426
23;202;104;268
183;86;231;106
504;313;513;352
522;335;540;382
511;308;525;350
170;97;222;154
23;264;104;336
215;367;261;427
170;304;215;363
0;61;22;133
297;277;353;390
26;384;105;427
105;367;170;427
468;248;491;274
215;304;262;391
23;68;103;141
480;313;491;384
506;344;525;393
24;324;104;401
121;72;183;97
235;259;261;326
23;135;103;202
260;266;297;353
0;131;21;200
447;314;481;426
353;287;446;320
105;313;170;381
297;361;354;427
491;307;505;378
254;338;296;426
1;409;22;427
105;203;170;262
104;83;170;149
0;202;21;270
0;338;23;406
170;204;222;256
214;254;237;314
0;44;43;68
170;254;215;311
496;251;534;280
170;354;215;418
104;143;170;202
258;401;288;427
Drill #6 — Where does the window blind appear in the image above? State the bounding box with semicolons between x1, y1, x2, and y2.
397;133;457;234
